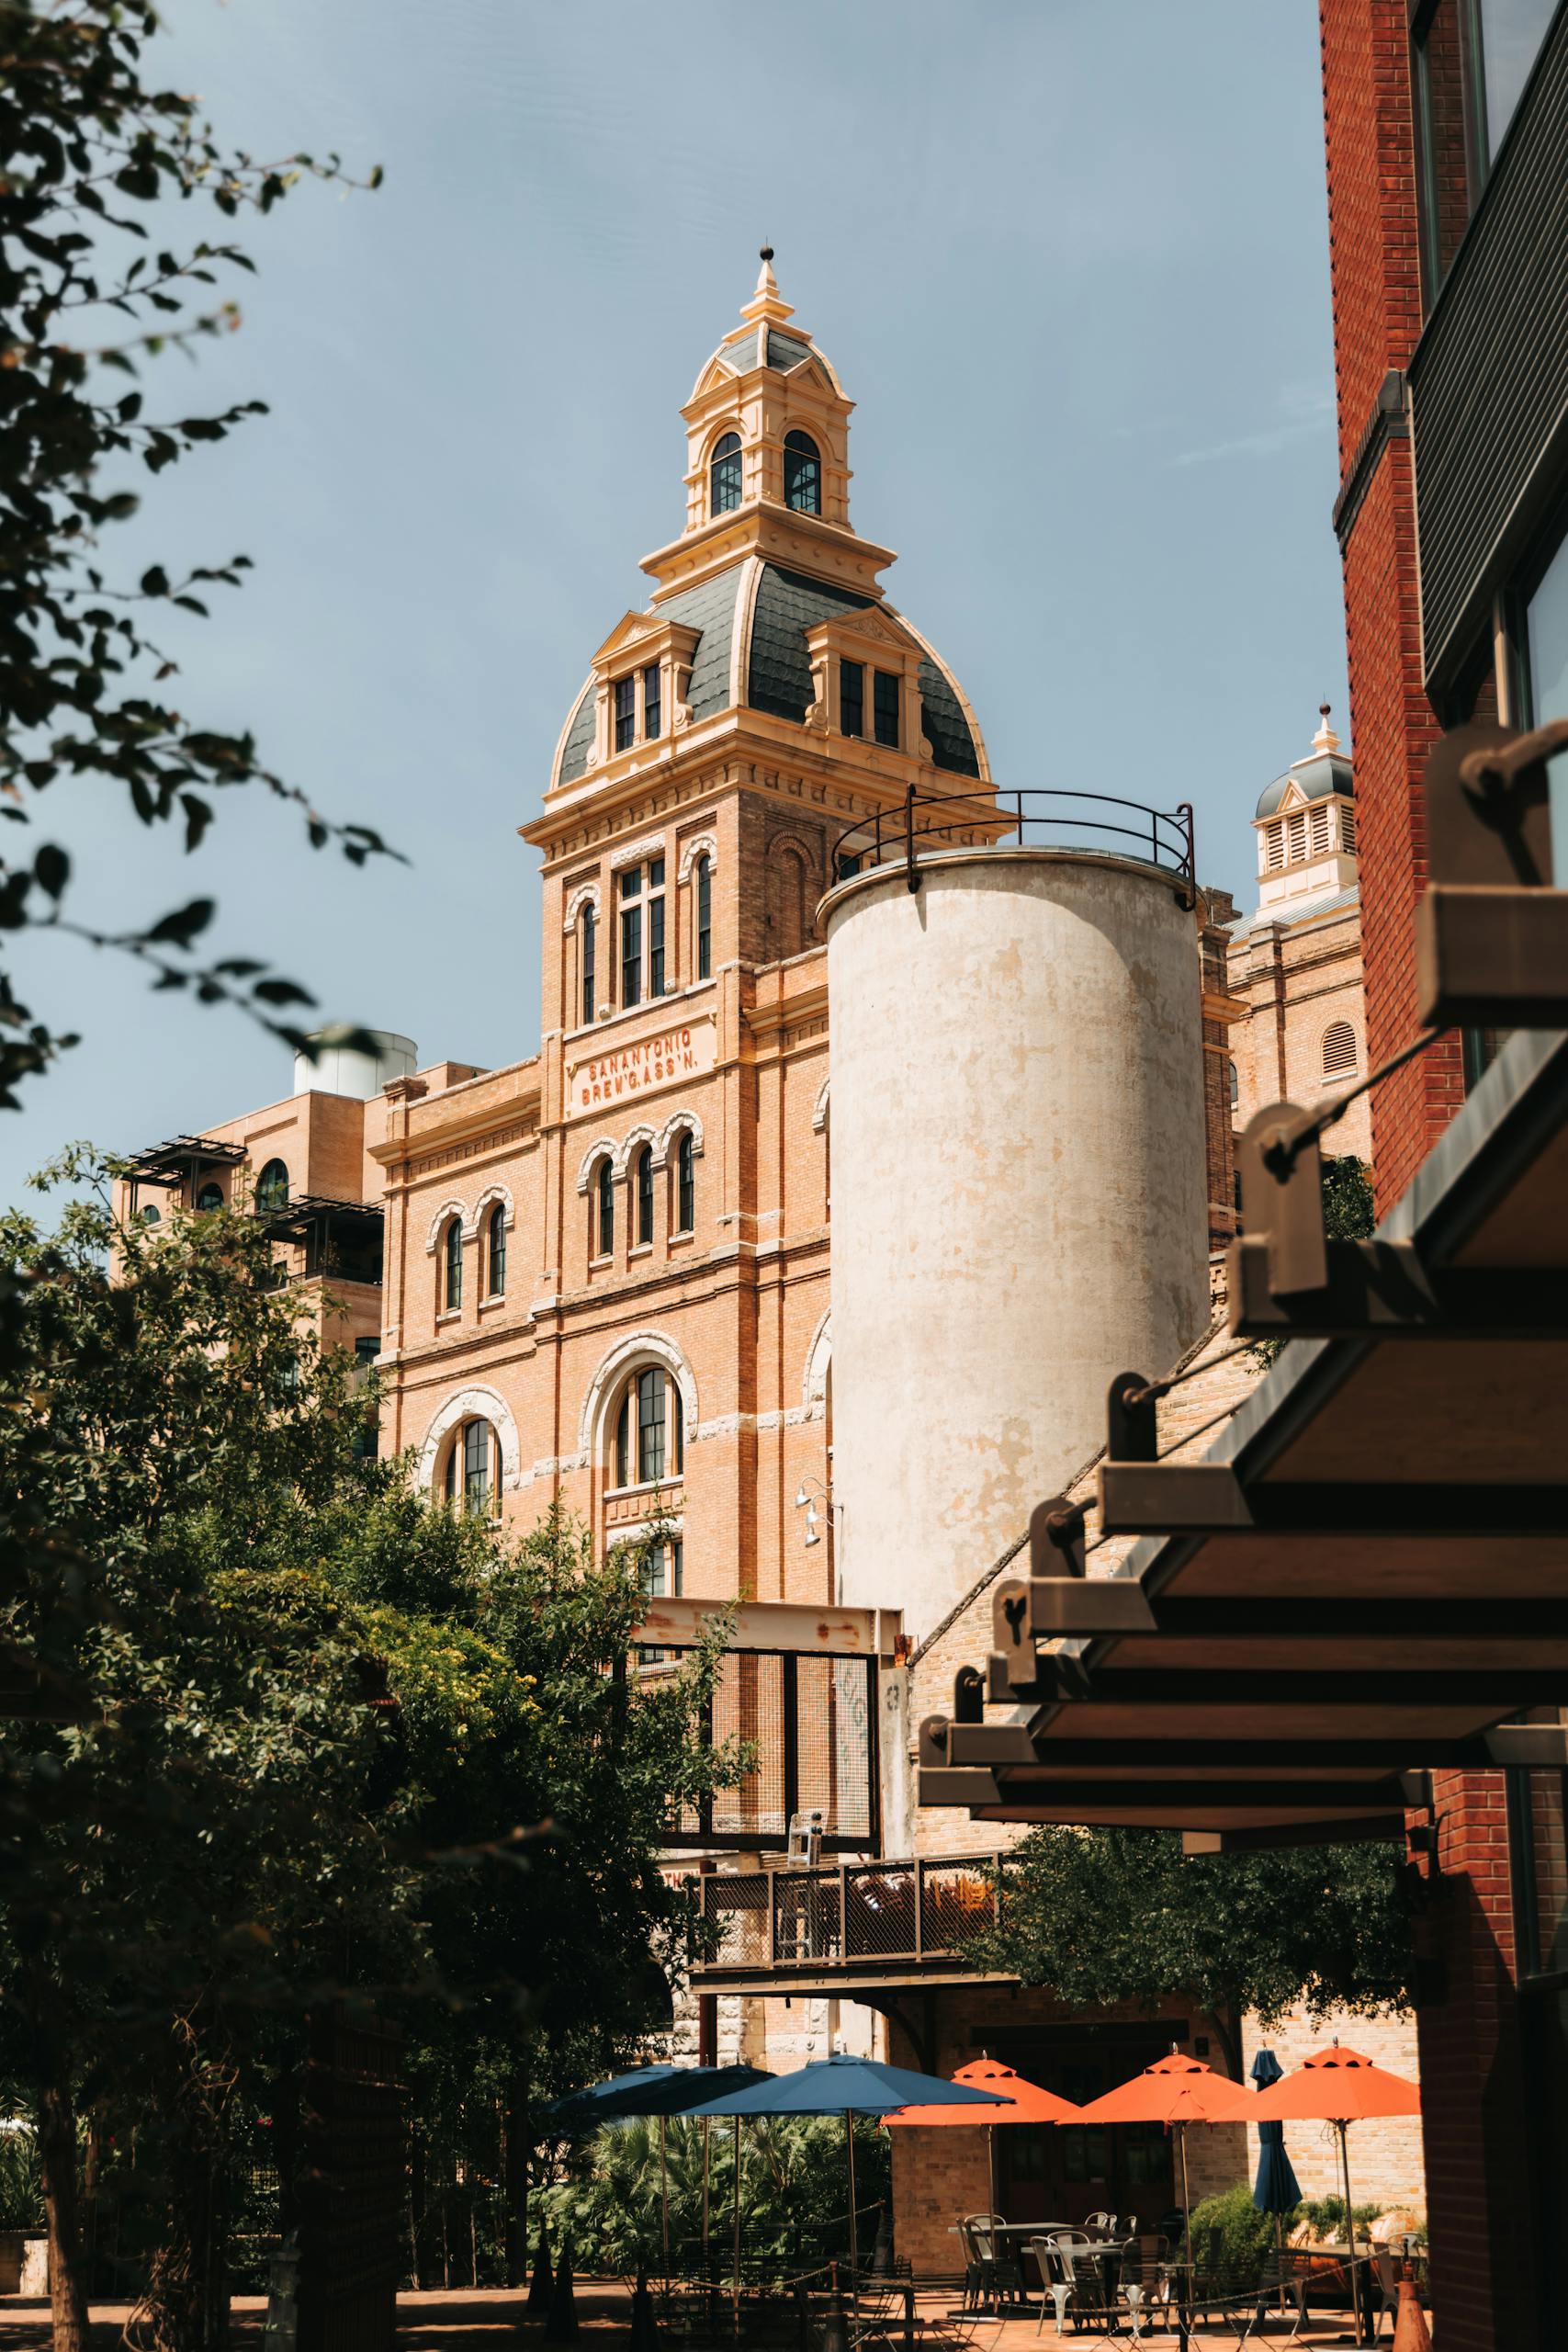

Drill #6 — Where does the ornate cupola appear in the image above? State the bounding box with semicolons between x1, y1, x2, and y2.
640;249;893;605
1252;705;1358;916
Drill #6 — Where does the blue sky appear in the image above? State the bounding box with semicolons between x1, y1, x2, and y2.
5;0;1348;1207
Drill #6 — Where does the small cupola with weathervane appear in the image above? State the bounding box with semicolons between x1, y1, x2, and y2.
1253;706;1358;914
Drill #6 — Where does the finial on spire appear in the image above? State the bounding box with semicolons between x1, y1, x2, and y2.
1312;700;1341;755
741;243;793;326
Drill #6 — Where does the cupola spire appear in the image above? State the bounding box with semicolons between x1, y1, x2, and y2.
741;243;795;328
1313;701;1341;755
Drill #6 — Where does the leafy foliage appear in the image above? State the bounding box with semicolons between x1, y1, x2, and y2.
1188;2185;1286;2290
538;2115;891;2276
1252;1158;1376;1367
971;1827;1413;2078
0;0;391;1106
0;1159;749;2345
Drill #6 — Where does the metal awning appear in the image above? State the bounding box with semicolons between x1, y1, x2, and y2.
259;1194;384;1240
124;1134;245;1186
919;1021;1568;1849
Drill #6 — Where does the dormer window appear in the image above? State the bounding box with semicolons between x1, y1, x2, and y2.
873;670;900;749
644;661;661;741
784;430;821;515
710;431;742;516
614;675;636;754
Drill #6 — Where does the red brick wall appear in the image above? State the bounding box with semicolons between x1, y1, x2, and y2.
1319;0;1466;1210
1318;15;1539;2346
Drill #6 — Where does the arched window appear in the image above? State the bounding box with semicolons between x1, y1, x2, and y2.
784;429;821;514
595;1159;615;1260
677;1131;696;1234
710;430;742;516
443;1216;463;1312
255;1159;289;1211
138;1202;161;1226
444;1418;495;1515
695;854;712;980
1322;1019;1359;1080
766;845;809;961
613;1367;683;1487
581;902;596;1027
635;1145;654;1248
486;1202;507;1298
1228;1061;1239;1111
196;1182;224;1213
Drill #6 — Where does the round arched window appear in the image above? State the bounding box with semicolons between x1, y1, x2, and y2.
677;1131;696;1235
196;1182;224;1213
486;1203;507;1299
138;1203;161;1226
784;430;821;514
612;1367;684;1489
255;1159;289;1212
710;431;742;516
444;1418;496;1515
443;1216;464;1312
595;1159;615;1260
1227;1061;1239;1111
635;1146;655;1248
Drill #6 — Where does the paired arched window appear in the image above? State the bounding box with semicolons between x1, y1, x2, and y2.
255;1159;289;1212
613;1366;684;1489
486;1203;507;1298
443;1216;463;1312
635;1145;655;1248
595;1159;615;1260
1322;1019;1359;1080
196;1182;224;1213
695;853;712;980
444;1417;497;1515
581;902;596;1027
784;430;821;514
710;430;742;516
676;1131;696;1235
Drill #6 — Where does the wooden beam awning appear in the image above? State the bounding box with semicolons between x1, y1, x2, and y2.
918;1023;1568;1846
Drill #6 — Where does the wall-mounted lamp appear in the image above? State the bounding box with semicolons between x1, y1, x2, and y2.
795;1475;830;1550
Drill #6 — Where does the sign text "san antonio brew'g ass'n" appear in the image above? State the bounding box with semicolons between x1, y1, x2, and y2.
568;1017;716;1115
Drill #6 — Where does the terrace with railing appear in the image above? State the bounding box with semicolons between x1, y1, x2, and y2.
690;1853;1013;1996
829;786;1197;906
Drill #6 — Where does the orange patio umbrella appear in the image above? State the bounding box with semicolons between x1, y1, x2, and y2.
1072;2049;1248;2264
1248;2041;1420;2346
885;2058;1082;2214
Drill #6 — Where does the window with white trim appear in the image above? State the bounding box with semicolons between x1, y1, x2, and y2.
612;1366;684;1489
618;855;666;1005
444;1418;497;1515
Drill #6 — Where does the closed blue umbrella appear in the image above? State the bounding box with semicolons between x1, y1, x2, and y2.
1250;2047;1303;2307
688;2052;1010;2293
1250;2049;1303;2215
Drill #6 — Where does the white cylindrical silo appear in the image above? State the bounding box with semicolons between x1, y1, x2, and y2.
823;848;1208;1641
293;1027;418;1101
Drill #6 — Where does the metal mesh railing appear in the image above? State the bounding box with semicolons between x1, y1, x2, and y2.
696;1855;1003;1975
671;1652;878;1850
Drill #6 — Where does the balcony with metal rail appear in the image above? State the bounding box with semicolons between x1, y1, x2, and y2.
689;1852;1014;1997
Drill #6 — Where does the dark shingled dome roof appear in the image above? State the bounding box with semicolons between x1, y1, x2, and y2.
558;562;981;786
1256;749;1354;820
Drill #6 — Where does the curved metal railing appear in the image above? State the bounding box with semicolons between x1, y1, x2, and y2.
830;786;1197;906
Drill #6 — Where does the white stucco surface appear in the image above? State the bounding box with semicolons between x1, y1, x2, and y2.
824;849;1208;1640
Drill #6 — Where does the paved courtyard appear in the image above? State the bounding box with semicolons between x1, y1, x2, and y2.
0;2277;1400;2346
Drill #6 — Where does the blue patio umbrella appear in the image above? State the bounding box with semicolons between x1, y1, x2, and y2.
1250;2046;1303;2305
687;2052;1010;2295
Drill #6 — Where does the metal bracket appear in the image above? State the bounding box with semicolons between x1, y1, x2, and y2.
916;1714;950;1770
1237;1102;1326;1295
953;1665;986;1724
1426;718;1557;888
1416;883;1568;1028
1107;1371;1157;1463
1028;1495;1088;1577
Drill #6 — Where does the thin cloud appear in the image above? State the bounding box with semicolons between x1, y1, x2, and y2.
1170;384;1335;469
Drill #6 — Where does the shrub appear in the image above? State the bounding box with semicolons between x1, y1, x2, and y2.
1188;2184;1287;2292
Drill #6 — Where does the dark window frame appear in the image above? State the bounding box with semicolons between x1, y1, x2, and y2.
784;429;822;514
710;429;742;516
873;669;900;748
443;1216;463;1313
840;659;864;739
677;1129;695;1233
636;1145;654;1247
696;854;712;980
255;1158;289;1212
595;1159;615;1260
581;902;596;1026
614;673;637;754
487;1202;507;1298
644;660;661;741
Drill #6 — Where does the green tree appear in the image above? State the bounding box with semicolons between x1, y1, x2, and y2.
0;0;391;1108
970;1826;1413;2080
0;1163;749;2346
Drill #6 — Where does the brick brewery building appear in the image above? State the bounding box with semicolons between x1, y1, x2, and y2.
122;242;1450;2269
